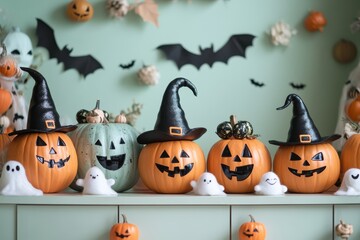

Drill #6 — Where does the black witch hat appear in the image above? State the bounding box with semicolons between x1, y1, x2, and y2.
269;94;340;146
137;78;206;144
9;67;77;136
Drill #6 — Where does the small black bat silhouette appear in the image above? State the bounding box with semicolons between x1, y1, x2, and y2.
290;82;306;89
36;18;103;78
13;113;24;122
250;78;265;87
119;60;136;69
157;34;255;70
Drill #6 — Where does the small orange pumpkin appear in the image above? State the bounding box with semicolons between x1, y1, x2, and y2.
0;55;20;78
304;11;327;32
238;215;266;240
66;0;94;22
110;214;139;240
345;94;360;122
0;88;12;115
333;39;357;64
340;134;360;181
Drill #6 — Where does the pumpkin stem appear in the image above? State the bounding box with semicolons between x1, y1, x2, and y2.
94;99;100;110
121;214;128;223
230;115;237;127
249;214;255;223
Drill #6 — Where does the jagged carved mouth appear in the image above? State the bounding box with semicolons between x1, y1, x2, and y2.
36;155;70;168
155;163;193;177
288;166;326;177
243;232;254;238
221;164;254;181
115;232;130;238
97;154;126;171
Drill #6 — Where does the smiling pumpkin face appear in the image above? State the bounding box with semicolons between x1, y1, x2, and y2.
110;214;139;240
66;0;94;22
238;215;266;240
273;143;340;193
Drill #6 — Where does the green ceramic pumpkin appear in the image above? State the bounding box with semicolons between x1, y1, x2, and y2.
68;123;142;192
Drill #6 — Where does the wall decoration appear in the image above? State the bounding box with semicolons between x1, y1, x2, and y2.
137;64;160;85
36;18;103;78
0;160;43;196
119;59;136;69
304;11;327;32
254;171;287;195
156;34;255;70
335;168;360;196
110;214;139;240
238;215;266;240
107;0;159;27
290;82;306;90
270;94;341;193
190;172;226;196
66;0;94;22
76;166;118;195
335;220;354;240
350;16;360;33
333;39;357;64
250;78;264;87
269;21;296;46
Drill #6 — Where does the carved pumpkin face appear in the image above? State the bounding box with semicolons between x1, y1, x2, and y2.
207;138;271;193
110;214;139;240
66;0;94;22
138;140;206;193
7;132;78;193
68;123;142;192
238;215;266;240
273;143;340;193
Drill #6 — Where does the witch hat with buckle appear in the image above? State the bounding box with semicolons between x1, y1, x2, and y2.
269;94;340;146
9;67;77;136
137;77;206;144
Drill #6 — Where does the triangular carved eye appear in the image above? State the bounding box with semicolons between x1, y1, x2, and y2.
36;136;47;146
120;138;125;144
95;139;102;146
180;150;189;158
290;152;301;161
110;141;115;150
221;145;232;157
57;137;66;146
242;144;252;158
160;150;170;158
312;152;324;161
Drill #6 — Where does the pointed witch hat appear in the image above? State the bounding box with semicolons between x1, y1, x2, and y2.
9;67;77;136
137;78;207;144
269;94;340;146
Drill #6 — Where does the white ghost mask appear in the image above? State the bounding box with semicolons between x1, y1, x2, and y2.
190;172;226;196
76;166;117;195
254;171;287;195
335;168;360;196
0;160;43;196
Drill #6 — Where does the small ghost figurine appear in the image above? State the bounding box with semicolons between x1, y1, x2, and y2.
254;171;287;195
0;160;43;196
190;172;226;196
335;168;360;196
76;166;118;195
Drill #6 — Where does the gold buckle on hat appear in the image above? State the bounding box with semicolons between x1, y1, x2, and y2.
169;126;183;136
45;120;56;129
299;134;311;143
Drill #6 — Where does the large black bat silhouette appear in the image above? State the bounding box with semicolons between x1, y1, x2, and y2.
156;34;255;70
36;18;103;78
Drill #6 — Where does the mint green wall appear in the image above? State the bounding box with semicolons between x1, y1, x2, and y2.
2;0;360;157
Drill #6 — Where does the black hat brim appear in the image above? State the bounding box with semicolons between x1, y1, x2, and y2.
269;134;341;146
137;127;207;144
9;125;77;136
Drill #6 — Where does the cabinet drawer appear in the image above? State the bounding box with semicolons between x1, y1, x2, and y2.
17;205;117;240
334;205;360;240
120;205;230;240
0;204;16;240
232;205;333;240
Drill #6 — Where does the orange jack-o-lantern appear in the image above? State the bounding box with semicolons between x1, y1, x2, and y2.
273;143;340;193
0;55;20;78
345;94;360;122
110;214;139;240
340;134;360;181
138;140;206;193
66;0;94;22
238;215;266;240
7;133;78;193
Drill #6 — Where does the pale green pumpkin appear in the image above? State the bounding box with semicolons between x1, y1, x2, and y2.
68;123;142;192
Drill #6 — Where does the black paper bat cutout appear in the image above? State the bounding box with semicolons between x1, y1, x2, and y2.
35;18;103;78
250;78;265;87
290;82;306;89
119;60;136;69
156;34;255;70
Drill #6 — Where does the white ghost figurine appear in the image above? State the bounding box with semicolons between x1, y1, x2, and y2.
335;168;360;196
0;160;43;196
76;166;117;195
190;172;226;196
254;171;287;195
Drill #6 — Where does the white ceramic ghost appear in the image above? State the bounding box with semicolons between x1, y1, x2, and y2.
190;172;226;196
335;168;360;196
76;166;118;195
254;171;287;195
0;160;43;196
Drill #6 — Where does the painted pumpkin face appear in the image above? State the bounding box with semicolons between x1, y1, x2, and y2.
68;123;142;192
110;214;139;240
138;140;206;193
273;143;340;193
207;138;271;193
238;215;266;240
66;0;94;22
7;132;78;193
